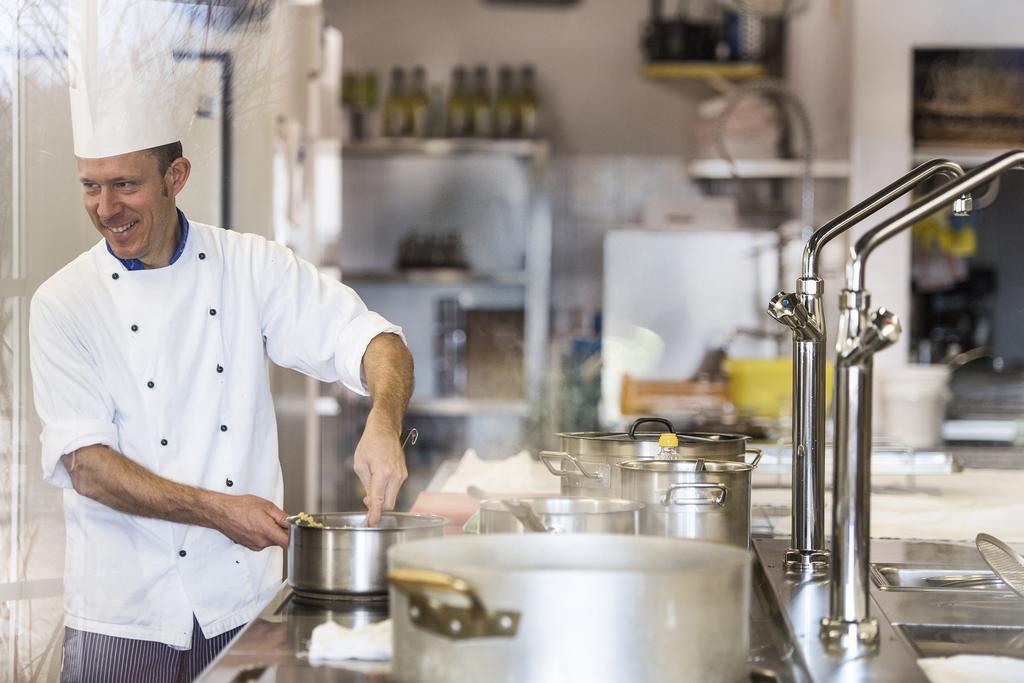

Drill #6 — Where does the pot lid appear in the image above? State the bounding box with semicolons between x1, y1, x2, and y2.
559;417;750;444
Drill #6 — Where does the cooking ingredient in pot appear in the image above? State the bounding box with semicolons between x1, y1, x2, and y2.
294;512;324;528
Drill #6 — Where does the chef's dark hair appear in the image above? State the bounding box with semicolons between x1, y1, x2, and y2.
145;141;183;176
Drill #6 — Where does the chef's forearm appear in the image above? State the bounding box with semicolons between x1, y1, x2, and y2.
62;445;227;527
362;332;414;432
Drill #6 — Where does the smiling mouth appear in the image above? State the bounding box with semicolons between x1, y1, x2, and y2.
107;220;138;235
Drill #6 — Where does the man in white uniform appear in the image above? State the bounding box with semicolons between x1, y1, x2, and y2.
30;6;413;681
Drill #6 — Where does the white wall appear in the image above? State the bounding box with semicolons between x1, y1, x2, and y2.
850;0;1024;367
326;0;851;158
786;0;850;159
326;0;700;155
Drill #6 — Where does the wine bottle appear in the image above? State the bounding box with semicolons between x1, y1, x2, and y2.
446;66;471;137
493;64;519;138
470;64;493;138
517;64;539;138
408;65;430;137
381;66;407;137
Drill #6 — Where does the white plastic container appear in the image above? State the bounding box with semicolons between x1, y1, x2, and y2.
877;364;951;449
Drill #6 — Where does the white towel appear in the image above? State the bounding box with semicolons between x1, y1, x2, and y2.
440;449;560;495
307;619;392;662
918;655;1024;683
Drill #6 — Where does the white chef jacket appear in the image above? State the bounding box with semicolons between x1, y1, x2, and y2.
29;219;403;648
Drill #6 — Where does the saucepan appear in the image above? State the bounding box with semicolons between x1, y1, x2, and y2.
285;511;445;596
284;427;438;596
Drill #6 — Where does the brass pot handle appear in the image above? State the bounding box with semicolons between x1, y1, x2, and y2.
663;482;728;507
539;451;604;480
388;568;520;640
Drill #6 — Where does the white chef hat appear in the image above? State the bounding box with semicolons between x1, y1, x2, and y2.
68;0;183;159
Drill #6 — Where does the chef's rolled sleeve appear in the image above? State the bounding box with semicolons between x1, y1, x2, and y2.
253;237;406;395
40;420;119;488
334;311;404;396
29;294;118;488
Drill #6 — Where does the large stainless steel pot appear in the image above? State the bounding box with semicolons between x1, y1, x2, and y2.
478;497;643;534
541;416;753;497
617;453;760;549
285;512;444;596
389;534;750;683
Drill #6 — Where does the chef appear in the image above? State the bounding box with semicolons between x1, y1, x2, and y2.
28;4;413;681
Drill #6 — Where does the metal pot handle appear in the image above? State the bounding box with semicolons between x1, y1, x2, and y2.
744;447;763;468
663;482;728;507
388;568;520;640
628;417;675;439
539;451;604;481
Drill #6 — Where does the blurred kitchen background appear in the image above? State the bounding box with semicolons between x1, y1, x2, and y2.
5;0;1024;678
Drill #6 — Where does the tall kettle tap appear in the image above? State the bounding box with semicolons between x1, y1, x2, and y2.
823;150;1024;657
768;159;967;576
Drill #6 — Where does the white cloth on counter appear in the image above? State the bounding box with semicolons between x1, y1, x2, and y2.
308;619;392;662
440;448;561;495
751;470;1024;543
918;655;1024;683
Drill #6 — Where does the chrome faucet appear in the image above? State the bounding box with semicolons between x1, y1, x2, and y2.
767;159;966;576
817;151;1024;655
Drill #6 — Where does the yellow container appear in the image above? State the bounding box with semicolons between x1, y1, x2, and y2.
723;357;834;418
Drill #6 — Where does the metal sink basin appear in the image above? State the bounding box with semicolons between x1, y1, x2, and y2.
899;623;1024;657
872;563;1012;592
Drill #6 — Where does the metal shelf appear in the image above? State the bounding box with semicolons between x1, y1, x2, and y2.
343;138;549;160
643;61;766;80
687;158;851;179
342;269;529;286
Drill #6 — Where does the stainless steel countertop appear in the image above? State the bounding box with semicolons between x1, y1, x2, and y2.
198;587;390;683
199;569;800;683
199;538;1024;682
754;537;1024;683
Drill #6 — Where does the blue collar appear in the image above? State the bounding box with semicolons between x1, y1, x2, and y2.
106;209;190;271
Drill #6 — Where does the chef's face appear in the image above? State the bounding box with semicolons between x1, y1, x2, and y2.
77;150;191;267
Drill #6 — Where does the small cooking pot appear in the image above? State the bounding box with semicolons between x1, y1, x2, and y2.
285;512;445;596
617;451;760;549
478;497;643;534
541;417;754;497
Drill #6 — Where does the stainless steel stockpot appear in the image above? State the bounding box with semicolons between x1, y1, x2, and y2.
617;454;760;549
478;497;643;534
388;534;751;683
286;512;445;596
541;417;753;497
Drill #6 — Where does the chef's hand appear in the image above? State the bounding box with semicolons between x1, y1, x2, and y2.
353;418;408;527
212;494;290;551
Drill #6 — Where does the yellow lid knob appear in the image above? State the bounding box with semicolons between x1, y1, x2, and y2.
658;433;678;448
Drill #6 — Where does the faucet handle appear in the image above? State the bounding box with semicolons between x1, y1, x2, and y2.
768;291;810;331
859;307;901;358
